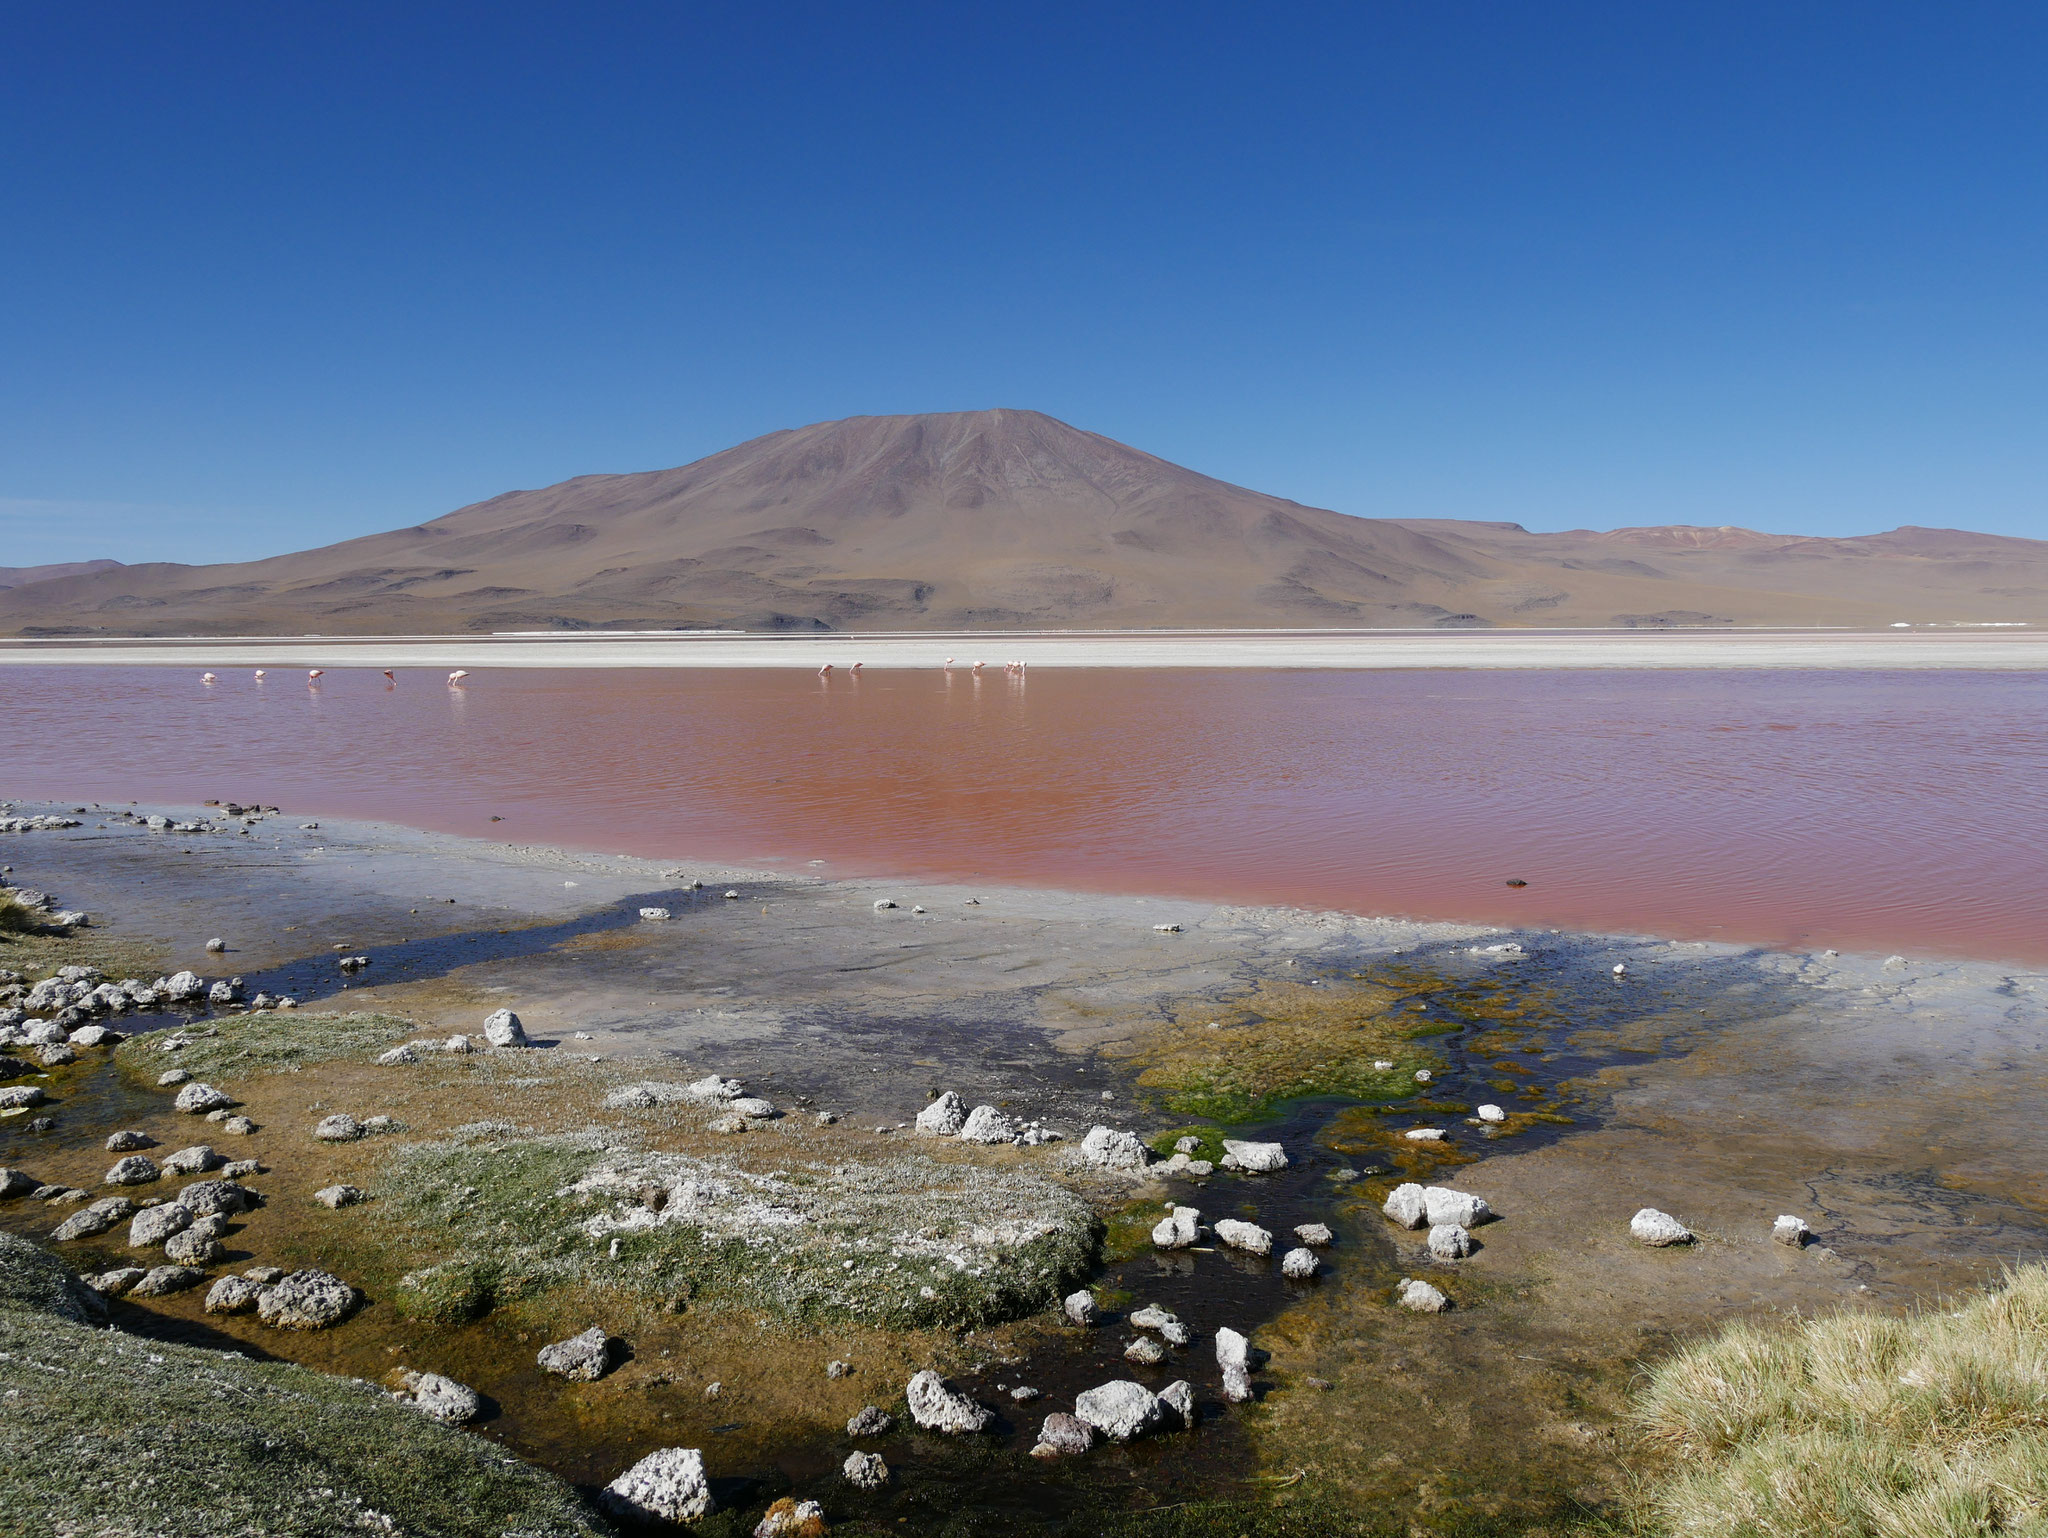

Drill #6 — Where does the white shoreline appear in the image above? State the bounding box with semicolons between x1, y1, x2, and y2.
1;627;2044;670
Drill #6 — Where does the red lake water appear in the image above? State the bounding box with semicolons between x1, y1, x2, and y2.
2;665;2043;964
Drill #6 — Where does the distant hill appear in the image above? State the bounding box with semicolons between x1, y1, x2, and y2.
0;558;123;592
3;411;2042;634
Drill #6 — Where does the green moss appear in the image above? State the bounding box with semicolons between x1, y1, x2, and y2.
1146;1126;1228;1162
112;1009;412;1082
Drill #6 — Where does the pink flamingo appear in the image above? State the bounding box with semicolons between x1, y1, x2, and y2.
307;669;325;682
972;660;985;674
448;669;469;684
943;656;955;669
818;663;833;677
850;661;863;674
253;669;266;680
382;669;395;683
200;671;217;684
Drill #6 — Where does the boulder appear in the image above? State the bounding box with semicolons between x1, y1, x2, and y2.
1382;1182;1429;1229
1151;1206;1200;1249
313;1114;364;1142
391;1369;482;1424
1773;1215;1812;1247
481;1008;527;1047
68;1025;122;1048
683;1074;743;1102
753;1498;826;1538
1222;1364;1254;1403
1219;1139;1287;1173
1125;1337;1165;1364
1631;1208;1694;1247
53;1206;122;1242
727;1097;776;1120
957;1105;1017;1144
845;1405;894;1437
0;1085;45;1110
256;1269;361;1329
1423;1187;1493;1228
376;1045;418;1066
85;1267;147;1297
1076;1379;1163;1442
1477;1104;1507;1123
160;1145;221;1175
1397;1278;1450;1313
103;1156;163;1189
205;1275;263;1314
1030;1412;1096;1458
220;1116;258;1136
163;971;206;1002
1280;1246;1321;1279
158;1069;190;1087
129;1204;194;1248
1427;1224;1473;1260
601;1447;715;1525
173;1082;234;1115
1130;1304;1180;1332
1215;1327;1250;1371
315;1184;366;1209
1293;1223;1334;1247
537;1326;619;1381
131;1264;205;1297
905;1369;991;1433
162;1228;224;1266
1062;1289;1098;1326
1158;1379;1196;1430
914;1091;967;1135
843;1451;889;1489
1214;1219;1272;1255
1404;1128;1445;1142
1080;1125;1150;1171
180;1179;254;1217
0;1167;39;1198
104;1130;155;1152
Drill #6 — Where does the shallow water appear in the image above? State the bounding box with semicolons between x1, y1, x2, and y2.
3;664;2044;963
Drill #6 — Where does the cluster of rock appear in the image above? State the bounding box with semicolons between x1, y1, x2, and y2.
913;1090;1064;1147
0;881;85;930
1149;1199;1328;1279
1380;1182;1499;1306
0;813;82;832
0;963;287;1037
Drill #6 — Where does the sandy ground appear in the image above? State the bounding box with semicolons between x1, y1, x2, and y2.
0;627;2044;670
6;804;2048;1531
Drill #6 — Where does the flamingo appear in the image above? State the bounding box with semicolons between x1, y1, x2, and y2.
200;671;217;684
253;669;266;680
818;663;833;677
382;669;395;683
943;656;955;668
972;660;985;674
307;669;325;682
850;661;863;674
447;669;469;684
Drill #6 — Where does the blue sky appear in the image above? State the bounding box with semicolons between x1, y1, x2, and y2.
4;3;2045;565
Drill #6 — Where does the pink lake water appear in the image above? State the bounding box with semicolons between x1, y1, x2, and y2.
2;665;2043;964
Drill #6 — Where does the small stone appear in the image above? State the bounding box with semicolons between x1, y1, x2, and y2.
814;1110;839;1126
843;1451;889;1489
1281;1246;1321;1279
846;1405;894;1437
1157;1379;1196;1430
1404;1128;1445;1142
707;1113;748;1134
313;1114;363;1142
1010;1385;1040;1401
1063;1289;1098;1326
0;1085;45;1109
1030;1412;1096;1457
753;1497;826;1537
1075;1379;1163;1442
1151;1206;1200;1249
130;1264;205;1297
1427;1224;1473;1260
36;1043;76;1068
601;1447;715;1525
905;1370;991;1433
1477;1104;1507;1123
205;1275;263;1314
538;1326;619;1381
1631;1208;1694;1247
1423;1187;1493;1228
86;1267;147;1297
179;1179;254;1216
1214;1327;1249;1371
391;1369;481;1424
956;1105;1017;1143
105;1130;155;1152
206;938;226;952
481;1008;527;1048
53;1204;123;1242
221;1116;258;1136
825;1359;852;1379
727;1097;776;1120
221;1159;260;1178
1131;1304;1180;1332
158;1069;191;1087
256;1269;361;1329
1382;1183;1428;1229
638;907;671;921
163;1228;223;1266
243;1266;286;1284
1773;1214;1812;1248
0;1168;39;1199
376;1045;418;1066
1080;1125;1150;1171
173;1082;234;1115
315;1184;367;1209
104;1156;161;1187
1125;1336;1165;1364
1293;1223;1333;1247
1219;1139;1287;1173
1214;1219;1272;1255
161;1145;221;1175
1397;1278;1451;1313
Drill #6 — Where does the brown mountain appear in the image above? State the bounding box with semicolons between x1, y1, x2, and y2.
0;558;123;592
4;410;2044;635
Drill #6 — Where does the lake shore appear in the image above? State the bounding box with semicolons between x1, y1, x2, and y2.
5;802;2047;1534
2;626;2044;670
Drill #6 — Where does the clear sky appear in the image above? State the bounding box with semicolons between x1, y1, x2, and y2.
4;3;2045;565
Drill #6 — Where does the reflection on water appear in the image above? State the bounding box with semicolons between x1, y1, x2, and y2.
2;664;2044;963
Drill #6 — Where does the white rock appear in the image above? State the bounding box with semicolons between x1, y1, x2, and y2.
1062;1289;1098;1326
1382;1182;1429;1229
1157;1379;1196;1429
843;1451;889;1489
602;1447;715;1524
313;1114;364;1142
1404;1128;1445;1142
1152;1205;1201;1249
1125;1337;1165;1365
1221;1364;1254;1402
160;1145;221;1175
129;1203;195;1248
1397;1278;1450;1313
1214;1219;1273;1255
255;1269;360;1329
1293;1223;1333;1247
1428;1223;1472;1260
1214;1326;1249;1371
1414;1069;1433;1084
1423;1187;1493;1228
1773;1214;1811;1248
905;1370;991;1433
481;1008;527;1047
638;907;671;921
1477;1104;1506;1123
376;1045;418;1066
915;1092;966;1136
1280;1246;1320;1279
1081;1125;1150;1171
1074;1379;1163;1442
1219;1139;1287;1173
1631;1208;1693;1247
684;1074;743;1102
315;1184;366;1209
392;1369;481;1424
873;898;896;910
957;1105;1017;1143
727;1097;776;1119
173;1082;234;1115
103;1156;160;1186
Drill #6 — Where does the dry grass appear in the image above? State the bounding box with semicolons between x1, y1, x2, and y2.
1624;1262;2048;1537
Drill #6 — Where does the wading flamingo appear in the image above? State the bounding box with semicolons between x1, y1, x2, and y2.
818;663;833;677
382;670;395;683
971;660;985;674
200;672;217;684
253;669;266;680
850;662;863;674
447;669;469;683
307;669;325;682
943;656;954;668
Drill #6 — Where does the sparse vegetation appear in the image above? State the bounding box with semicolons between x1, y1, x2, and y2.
112;1009;412;1082
1622;1262;2048;1538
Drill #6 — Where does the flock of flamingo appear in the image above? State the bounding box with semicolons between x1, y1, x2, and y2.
199;669;469;685
815;658;1027;677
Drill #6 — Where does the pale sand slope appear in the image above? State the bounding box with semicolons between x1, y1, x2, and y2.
0;626;2043;670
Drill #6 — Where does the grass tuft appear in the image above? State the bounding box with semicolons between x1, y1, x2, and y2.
112;1009;412;1082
